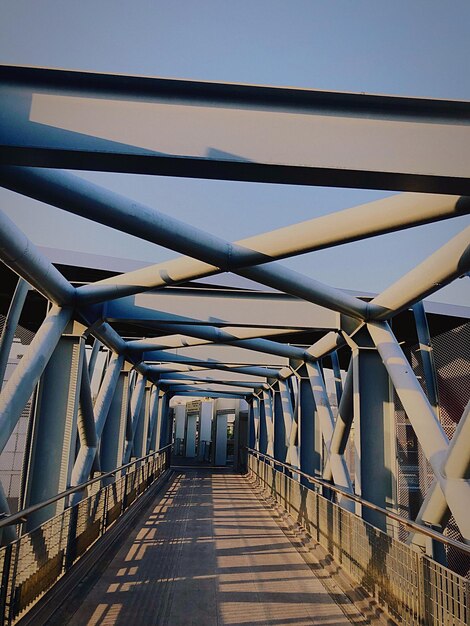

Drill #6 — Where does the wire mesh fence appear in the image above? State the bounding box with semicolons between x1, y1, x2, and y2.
0;447;170;625
396;320;470;578
249;453;469;626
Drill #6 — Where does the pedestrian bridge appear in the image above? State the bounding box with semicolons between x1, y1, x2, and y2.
0;64;468;625
0;449;468;625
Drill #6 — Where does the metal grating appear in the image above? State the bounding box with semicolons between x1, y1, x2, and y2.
250;454;470;626
395;321;470;578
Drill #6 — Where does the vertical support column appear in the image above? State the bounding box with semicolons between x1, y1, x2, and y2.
299;371;320;485
159;392;171;448
123;372;146;463
352;328;397;532
198;400;213;461
253;396;260;451
173;404;186;456
234;399;248;472
23;327;85;530
153;389;165;451
248;399;255;450
146;385;160;453
262;390;274;457
133;383;151;460
100;369;129;475
259;395;267;454
273;382;285;463
280;380;296;465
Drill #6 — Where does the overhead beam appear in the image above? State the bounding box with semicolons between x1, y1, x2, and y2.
125;325;306;352
143;344;287;367
1;65;470;193
105;289;339;330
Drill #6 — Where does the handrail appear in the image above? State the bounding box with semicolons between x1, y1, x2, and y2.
0;444;171;530
247;447;470;556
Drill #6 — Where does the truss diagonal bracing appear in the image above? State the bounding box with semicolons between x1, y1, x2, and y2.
0;65;469;570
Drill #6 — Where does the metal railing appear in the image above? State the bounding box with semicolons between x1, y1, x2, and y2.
248;449;469;626
0;445;171;625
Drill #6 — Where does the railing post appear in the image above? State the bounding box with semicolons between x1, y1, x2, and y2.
65;504;79;571
0;544;13;625
122;470;129;513
101;485;109;536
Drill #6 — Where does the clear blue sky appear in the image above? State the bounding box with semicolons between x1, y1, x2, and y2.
0;1;469;305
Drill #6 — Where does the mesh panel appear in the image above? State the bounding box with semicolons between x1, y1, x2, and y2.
395;321;470;577
0;316;36;513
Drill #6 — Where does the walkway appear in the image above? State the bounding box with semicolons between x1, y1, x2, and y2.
67;468;365;626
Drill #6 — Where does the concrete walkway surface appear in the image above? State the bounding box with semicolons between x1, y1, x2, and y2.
67;468;367;626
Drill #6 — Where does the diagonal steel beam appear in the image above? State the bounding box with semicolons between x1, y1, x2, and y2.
370;226;470;320
70;352;124;499
409;400;470;546
0;166;374;319
0;305;72;454
0;277;29;391
71;192;470;304
125;326;306;352
305;362;354;510
145;353;283;379
323;360;353;482
0;207;75;305
123;318;312;362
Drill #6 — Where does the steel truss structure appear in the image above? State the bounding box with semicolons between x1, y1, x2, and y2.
0;64;469;561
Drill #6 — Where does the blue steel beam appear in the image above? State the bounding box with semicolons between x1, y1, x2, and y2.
412;301;439;412
1;65;470;193
0;277;29;391
0;167;371;320
74;193;470;306
70;352;124;500
0;208;75;305
146;385;161;453
0;305;72;454
371;226;470;320
123;372;147;463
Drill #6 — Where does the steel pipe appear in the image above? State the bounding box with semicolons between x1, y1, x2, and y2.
126;320;311;362
71;352;124;495
370;226;470;319
0;207;75;305
78;358;98;448
0;305;72;454
0;278;29;391
306;362;354;509
0;167;367;318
